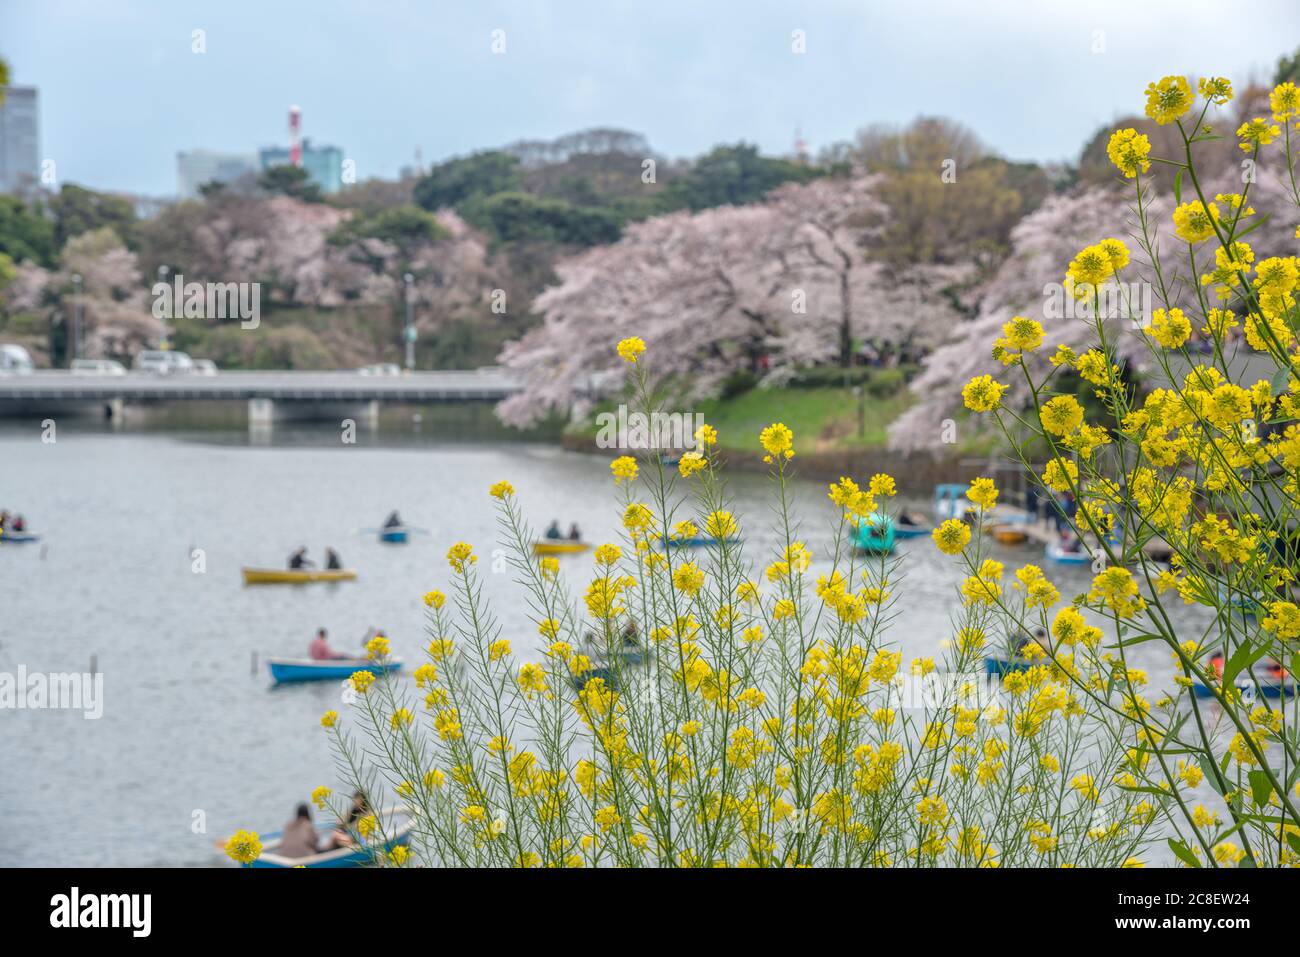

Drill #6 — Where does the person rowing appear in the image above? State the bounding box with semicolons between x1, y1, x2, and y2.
288;547;313;569
567;522;582;541
325;547;343;570
544;519;562;540
310;627;350;661
383;511;403;530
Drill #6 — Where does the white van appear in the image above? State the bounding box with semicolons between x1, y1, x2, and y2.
134;350;195;375
71;358;127;376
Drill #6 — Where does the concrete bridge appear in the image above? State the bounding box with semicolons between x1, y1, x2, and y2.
0;368;523;426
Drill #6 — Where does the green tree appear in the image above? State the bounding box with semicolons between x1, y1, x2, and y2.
1276;45;1300;85
662;143;818;211
412;151;522;211
0;195;58;266
50;184;137;250
464;192;621;247
258;164;324;203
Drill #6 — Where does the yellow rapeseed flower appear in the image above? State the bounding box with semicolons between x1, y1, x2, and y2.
616;337;646;362
1144;75;1193;125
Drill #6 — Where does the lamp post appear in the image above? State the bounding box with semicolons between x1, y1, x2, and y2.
158;265;171;349
71;273;83;363
403;272;416;371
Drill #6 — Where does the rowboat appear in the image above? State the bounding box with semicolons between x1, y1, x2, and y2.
572;667;620;692
268;657;402;684
1191;677;1297;699
0;530;39;544
238;808;414;868
242;567;358;584
531;540;591;556
379;527;409;544
660;535;740;549
984;657;1036;677
852;513;895;555
992;525;1029;545
1044;541;1090;565
893;524;932;539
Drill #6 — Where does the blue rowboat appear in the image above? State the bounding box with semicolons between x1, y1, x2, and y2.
0;531;39;544
1045;541;1090;565
571;667;620;692
984;657;1036;677
379;527;409;544
241;809;414;868
852;513;895;555
268;657;403;684
660;535;739;549
934;484;973;522
893;524;932;539
1192;678;1297;700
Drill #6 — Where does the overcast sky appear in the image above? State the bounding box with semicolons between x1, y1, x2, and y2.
3;0;1298;197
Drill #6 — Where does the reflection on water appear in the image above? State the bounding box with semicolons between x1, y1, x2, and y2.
0;424;1217;866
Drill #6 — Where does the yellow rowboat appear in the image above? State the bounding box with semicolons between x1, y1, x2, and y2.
531;541;592;556
242;567;358;585
992;526;1029;545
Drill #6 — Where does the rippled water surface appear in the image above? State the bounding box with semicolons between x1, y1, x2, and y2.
0;424;1220;865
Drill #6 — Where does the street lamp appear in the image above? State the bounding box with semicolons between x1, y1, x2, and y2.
70;273;82;363
158;265;172;349
403;272;416;371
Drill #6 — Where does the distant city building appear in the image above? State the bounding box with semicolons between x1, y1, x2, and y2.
259;138;343;195
177;149;258;199
0;86;40;193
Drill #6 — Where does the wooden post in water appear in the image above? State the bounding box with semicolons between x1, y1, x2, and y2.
251;651;258;675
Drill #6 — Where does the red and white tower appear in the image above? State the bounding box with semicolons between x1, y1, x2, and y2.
288;105;302;167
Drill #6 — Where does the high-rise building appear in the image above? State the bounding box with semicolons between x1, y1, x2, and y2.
0;86;40;194
259;139;344;195
176;149;259;199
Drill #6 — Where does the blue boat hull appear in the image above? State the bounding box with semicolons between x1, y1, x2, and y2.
269;659;402;684
985;657;1035;676
1192;680;1296;699
893;526;931;539
0;531;39;544
379;529;409;543
661;536;739;549
852;513;895;554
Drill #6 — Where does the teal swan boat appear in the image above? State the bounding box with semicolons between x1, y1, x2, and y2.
852;513;895;555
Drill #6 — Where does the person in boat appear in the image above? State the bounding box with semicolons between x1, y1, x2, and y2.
0;511;7;532
383;511;403;530
567;522;582;541
621;621;639;648
897;509;927;528
325;791;370;850
279;803;321;859
1209;650;1225;680
1058;530;1083;554
288;547;313;569
325;547;343;570
1012;626;1048;658
544;520;562;540
310;628;349;661
11;515;24;532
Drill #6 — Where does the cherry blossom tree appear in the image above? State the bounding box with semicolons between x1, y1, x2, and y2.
888;159;1300;451
497;173;973;426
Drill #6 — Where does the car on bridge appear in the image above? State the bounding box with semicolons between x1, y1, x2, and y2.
72;358;128;376
134;350;195;375
1;344;35;374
